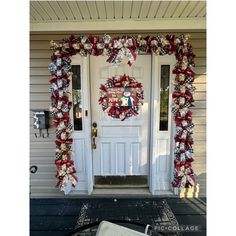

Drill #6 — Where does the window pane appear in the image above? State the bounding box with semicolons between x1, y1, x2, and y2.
72;65;82;131
159;65;170;131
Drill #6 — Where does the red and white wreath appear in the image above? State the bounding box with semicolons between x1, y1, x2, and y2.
98;74;144;121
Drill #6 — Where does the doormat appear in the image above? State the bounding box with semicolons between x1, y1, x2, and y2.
74;199;182;235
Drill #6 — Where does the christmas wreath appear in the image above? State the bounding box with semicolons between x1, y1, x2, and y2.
98;75;144;121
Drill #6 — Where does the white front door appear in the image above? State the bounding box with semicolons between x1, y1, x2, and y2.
90;55;151;178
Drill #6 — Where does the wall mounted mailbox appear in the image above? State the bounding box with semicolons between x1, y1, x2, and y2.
32;110;50;138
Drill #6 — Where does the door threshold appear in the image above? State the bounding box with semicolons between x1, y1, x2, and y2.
94;184;148;189
92;188;151;196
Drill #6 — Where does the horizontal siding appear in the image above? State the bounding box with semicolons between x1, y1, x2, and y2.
192;37;206;197
30;32;207;40
30;31;206;198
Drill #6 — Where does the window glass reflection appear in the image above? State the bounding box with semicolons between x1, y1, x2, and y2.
159;65;170;131
72;65;82;131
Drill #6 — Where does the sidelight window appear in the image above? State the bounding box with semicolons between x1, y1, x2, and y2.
159;65;170;131
72;65;83;131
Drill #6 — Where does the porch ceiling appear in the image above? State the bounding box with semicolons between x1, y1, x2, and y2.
30;0;206;32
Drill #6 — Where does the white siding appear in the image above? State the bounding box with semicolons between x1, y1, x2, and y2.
30;31;206;198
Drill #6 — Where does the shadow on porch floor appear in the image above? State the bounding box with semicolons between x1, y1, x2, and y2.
30;197;206;236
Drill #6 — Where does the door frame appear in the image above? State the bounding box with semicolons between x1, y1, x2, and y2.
149;54;176;195
70;55;93;195
71;54;176;195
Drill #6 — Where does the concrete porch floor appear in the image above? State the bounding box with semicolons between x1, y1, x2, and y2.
30;197;206;236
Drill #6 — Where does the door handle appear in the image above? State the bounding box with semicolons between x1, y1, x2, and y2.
91;122;98;149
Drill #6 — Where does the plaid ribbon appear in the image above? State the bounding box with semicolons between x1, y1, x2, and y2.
185;76;193;84
105;82;113;88
159;47;166;55
183;102;191;108
188;123;195;129
172;107;179;114
55;129;63;137
67;122;73;130
176;127;183;136
55;152;62;160
51;110;57;117
156;35;162;43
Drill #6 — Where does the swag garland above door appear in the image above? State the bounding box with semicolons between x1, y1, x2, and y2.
48;34;196;194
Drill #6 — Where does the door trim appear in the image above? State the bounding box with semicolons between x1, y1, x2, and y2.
72;54;177;195
70;54;93;195
149;54;176;195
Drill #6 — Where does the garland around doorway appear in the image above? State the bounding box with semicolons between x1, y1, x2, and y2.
48;34;196;193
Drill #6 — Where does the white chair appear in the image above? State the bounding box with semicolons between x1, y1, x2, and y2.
96;221;150;236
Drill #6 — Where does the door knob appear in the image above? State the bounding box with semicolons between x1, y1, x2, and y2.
91;122;98;149
92;122;98;137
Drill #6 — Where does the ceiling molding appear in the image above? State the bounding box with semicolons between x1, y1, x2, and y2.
30;18;206;32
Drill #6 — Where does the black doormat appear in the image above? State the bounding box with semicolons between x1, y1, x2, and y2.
74;198;181;235
94;175;148;187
